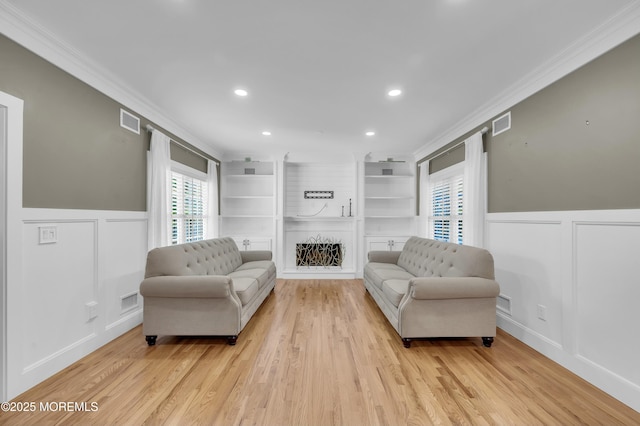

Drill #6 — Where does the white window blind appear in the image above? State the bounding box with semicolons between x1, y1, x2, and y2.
171;170;208;245
429;168;464;244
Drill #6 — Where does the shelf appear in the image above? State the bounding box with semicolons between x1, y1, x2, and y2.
221;160;275;220
365;233;413;237
220;160;276;253
224;174;274;178
222;215;273;219
365;215;415;219
363;159;416;242
223;160;274;176
285;216;355;222
365;196;413;200
223;195;273;199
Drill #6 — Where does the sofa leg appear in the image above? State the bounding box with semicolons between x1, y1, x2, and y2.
227;336;238;346
482;337;494;347
145;335;157;346
402;338;412;348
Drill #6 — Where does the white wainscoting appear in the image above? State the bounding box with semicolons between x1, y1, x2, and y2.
486;209;640;412
7;208;147;399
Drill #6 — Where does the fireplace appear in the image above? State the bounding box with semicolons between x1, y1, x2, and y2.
296;236;343;267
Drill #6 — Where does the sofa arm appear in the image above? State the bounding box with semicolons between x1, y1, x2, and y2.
140;275;233;298
409;277;500;300
367;251;401;264
240;250;272;263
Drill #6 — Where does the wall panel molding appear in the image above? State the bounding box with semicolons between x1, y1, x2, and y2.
487;209;640;412
7;208;147;399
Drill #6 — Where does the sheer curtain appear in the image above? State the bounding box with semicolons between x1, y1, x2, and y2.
147;129;172;250
462;131;486;247
419;161;431;238
206;160;219;239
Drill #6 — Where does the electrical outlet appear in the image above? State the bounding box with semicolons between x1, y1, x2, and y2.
537;304;547;321
85;301;98;321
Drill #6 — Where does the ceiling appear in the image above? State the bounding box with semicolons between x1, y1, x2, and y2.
2;0;638;159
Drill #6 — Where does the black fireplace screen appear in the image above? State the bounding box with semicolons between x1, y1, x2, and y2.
296;243;343;267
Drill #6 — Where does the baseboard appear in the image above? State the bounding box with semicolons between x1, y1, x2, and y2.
497;314;640;412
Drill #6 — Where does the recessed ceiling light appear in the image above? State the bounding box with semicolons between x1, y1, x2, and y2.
234;88;248;97
262;131;272;136
388;89;402;97
365;131;376;136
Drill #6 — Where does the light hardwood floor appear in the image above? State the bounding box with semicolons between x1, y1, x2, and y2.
3;279;639;425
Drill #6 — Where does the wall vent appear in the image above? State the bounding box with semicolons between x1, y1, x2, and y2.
492;111;511;137
121;292;139;313
120;109;140;134
496;294;512;316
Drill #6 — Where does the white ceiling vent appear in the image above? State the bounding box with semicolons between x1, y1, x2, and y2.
120;108;140;134
492;111;511;137
496;294;512;316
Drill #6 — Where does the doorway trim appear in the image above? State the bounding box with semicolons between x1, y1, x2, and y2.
0;90;24;402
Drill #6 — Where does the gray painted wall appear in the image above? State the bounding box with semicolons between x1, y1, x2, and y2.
3;29;639;213
0;35;211;211
422;33;640;213
488;33;640;212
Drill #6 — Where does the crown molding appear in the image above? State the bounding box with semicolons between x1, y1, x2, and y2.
3;0;638;163
0;0;222;160
413;2;640;160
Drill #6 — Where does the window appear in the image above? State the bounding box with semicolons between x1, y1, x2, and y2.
428;164;463;244
171;166;209;245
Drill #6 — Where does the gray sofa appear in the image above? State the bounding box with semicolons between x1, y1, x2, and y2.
364;236;500;348
139;237;276;346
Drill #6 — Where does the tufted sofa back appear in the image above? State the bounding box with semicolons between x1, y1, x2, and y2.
397;236;495;279
145;237;243;278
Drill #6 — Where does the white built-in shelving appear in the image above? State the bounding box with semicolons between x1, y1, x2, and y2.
218;156;416;277
364;160;416;252
219;161;275;251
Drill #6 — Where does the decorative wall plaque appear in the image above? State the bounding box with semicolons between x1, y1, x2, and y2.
304;190;334;199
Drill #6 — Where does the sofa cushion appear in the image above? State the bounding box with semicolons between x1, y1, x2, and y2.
229;267;272;289
364;262;415;289
232;277;259;306
381;279;409;307
235;260;276;278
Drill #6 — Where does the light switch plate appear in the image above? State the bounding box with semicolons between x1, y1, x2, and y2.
39;226;58;244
